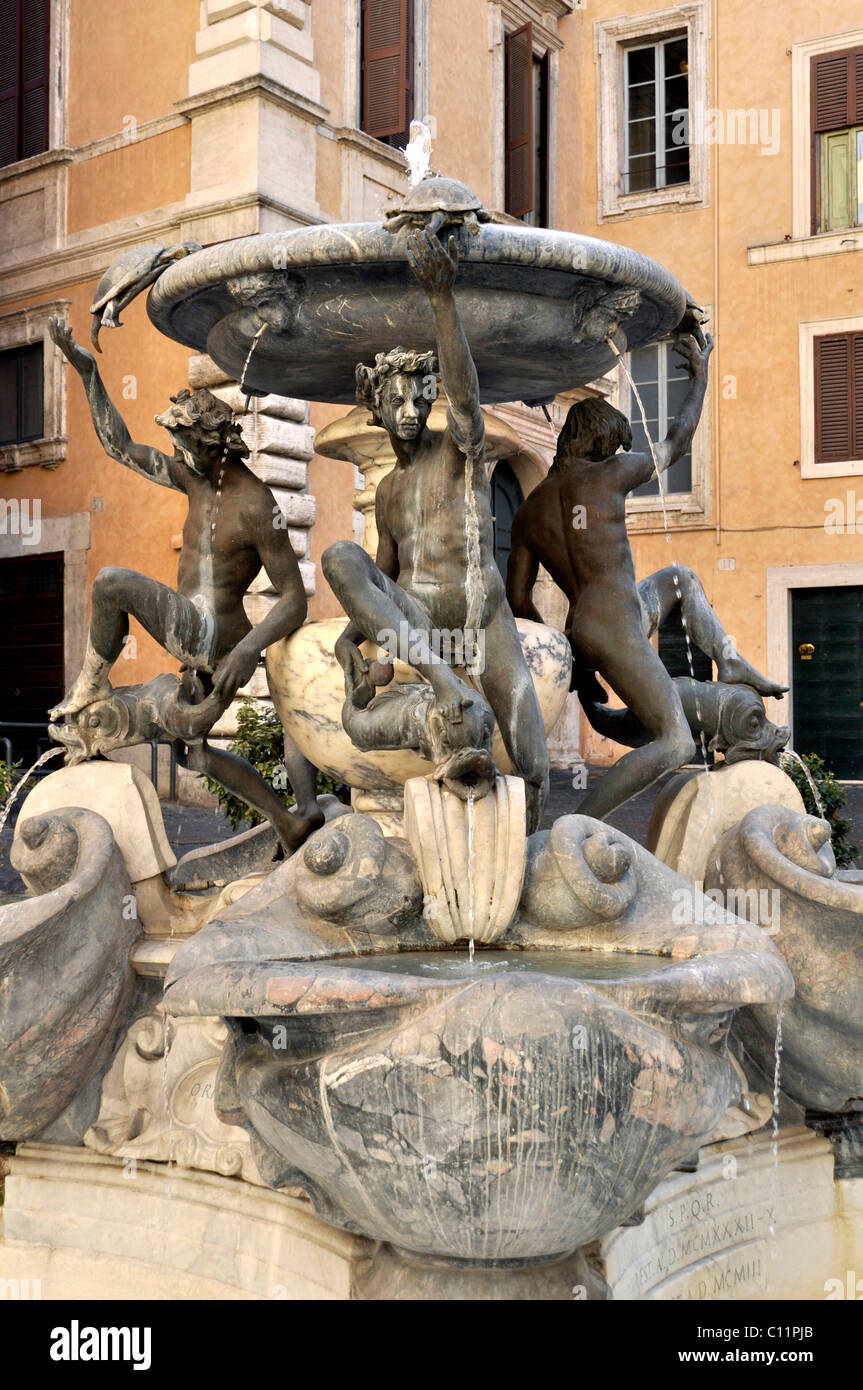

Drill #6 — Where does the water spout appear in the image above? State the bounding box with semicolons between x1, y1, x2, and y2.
404;120;433;186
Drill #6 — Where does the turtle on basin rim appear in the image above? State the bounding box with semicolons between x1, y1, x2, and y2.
383;175;496;237
89;241;202;351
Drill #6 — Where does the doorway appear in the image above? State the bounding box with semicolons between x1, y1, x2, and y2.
0;552;64;763
791;584;863;778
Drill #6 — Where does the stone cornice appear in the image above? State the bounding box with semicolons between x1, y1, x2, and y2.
498;0;573;51
175;74;329;127
0;192;325;309
325;125;409;173
0;146;73;188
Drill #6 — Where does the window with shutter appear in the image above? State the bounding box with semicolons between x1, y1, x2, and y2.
0;0;50;168
0;343;43;446
811;46;863;233
814;331;863;465
361;0;413;148
505;23;533;219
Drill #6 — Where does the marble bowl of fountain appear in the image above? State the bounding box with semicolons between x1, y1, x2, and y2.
706;803;863;1174
146;181;688;404
163;801;792;1294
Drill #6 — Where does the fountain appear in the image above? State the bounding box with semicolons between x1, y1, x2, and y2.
3;155;863;1303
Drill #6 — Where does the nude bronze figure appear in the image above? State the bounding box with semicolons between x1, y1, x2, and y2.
505;331;785;818
321;230;549;832
47;316;323;853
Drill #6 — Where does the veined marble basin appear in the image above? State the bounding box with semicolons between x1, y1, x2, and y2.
266;616;572;800
146;218;687;404
164;808;792;1273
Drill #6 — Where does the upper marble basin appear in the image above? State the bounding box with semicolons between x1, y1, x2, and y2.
146;221;688;403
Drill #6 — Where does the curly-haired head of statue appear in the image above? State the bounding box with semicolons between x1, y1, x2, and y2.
551;398;633;470
355;346;439;443
154;388;250;471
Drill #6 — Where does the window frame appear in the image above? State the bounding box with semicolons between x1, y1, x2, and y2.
625;338;694;500
800;315;863;478
810;44;863;236
622;32;690;197
790;30;863;244
347;0;430;153
594;3;710;222
621;328;712;527
491;1;563;226
504;23;551;225
0;301;69;473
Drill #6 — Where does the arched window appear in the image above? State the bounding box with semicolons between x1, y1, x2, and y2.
490;459;524;579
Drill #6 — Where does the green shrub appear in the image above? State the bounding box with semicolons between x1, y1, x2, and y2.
203;697;349;831
0;759;21;803
781;750;859;868
0;759;22;857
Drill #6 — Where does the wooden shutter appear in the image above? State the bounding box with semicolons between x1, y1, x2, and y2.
19;341;43;441
0;0;18;167
0;0;50;168
811;46;863;232
814;332;863;463
812;46;863;133
20;0;50;160
362;0;411;141
505;22;533;218
0;347;16;445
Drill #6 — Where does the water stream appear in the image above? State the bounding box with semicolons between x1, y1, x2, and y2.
159;323;268;1203
780;748;827;820
769;1000;785;1240
466;787;476;963
0;746;65;839
463;448;486;642
403;120;433;186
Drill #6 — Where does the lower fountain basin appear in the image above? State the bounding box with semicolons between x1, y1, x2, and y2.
166;941;786;1264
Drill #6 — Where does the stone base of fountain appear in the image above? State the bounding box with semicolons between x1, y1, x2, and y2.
3;1124;860;1300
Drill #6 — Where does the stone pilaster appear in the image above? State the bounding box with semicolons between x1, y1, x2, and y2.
182;0;325;234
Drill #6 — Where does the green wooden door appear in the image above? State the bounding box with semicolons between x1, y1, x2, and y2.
791;585;863;778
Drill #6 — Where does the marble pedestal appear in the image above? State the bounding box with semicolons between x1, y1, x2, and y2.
2;1127;859;1300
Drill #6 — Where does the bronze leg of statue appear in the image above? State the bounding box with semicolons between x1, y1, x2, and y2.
638;566;786;697
176;738;323;856
52;567;217;719
573;596;697;821
323;540;481;715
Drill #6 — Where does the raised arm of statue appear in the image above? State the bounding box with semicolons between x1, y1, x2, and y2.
614;333;713;493
48;316;180;491
406;229;484;458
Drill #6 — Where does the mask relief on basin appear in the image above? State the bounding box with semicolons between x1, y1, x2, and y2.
403;774;527;944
